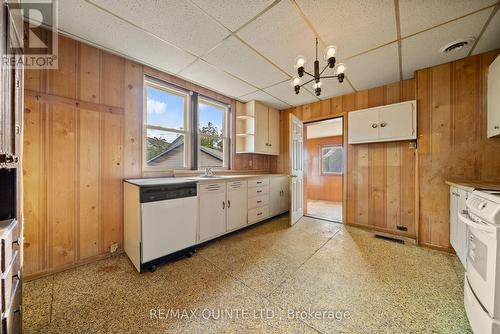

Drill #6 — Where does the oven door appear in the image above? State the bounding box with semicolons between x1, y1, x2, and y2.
459;210;499;318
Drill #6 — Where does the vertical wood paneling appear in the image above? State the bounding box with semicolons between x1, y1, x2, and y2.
48;104;77;268
101;113;123;251
79;44;101;103
101;52;125;108
78;110;100;259
47;36;77;99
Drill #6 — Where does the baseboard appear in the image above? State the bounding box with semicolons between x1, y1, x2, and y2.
418;242;455;254
345;222;417;240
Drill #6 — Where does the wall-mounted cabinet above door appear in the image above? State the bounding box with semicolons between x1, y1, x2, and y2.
348;100;417;144
236;100;279;155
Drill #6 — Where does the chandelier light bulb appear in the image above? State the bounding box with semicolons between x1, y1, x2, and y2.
291;77;301;87
324;45;337;59
295;56;306;68
336;63;346;74
312;81;322;89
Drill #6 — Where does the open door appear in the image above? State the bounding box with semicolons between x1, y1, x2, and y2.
290;114;304;225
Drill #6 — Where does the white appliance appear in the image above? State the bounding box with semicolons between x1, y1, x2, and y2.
460;190;500;333
123;179;198;272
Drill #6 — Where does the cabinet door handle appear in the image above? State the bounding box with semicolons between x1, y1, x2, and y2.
222;201;225;210
227;200;231;208
495;125;499;130
371;123;378;128
380;122;387;128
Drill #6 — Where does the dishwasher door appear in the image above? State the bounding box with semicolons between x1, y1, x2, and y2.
141;196;198;263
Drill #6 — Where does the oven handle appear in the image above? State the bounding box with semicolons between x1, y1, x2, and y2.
458;210;494;234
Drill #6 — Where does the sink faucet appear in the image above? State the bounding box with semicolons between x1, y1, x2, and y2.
204;167;214;177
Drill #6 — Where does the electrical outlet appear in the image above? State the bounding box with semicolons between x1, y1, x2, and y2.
110;242;118;254
249;159;253;167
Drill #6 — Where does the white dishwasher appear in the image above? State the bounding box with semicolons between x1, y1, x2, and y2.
124;179;198;272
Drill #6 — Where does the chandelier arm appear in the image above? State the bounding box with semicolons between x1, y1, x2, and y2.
319;63;330;76
299;78;315;87
302;70;315;78
320;75;340;79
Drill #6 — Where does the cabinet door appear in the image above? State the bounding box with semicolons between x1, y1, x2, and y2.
450;188;458;251
226;183;247;232
488;55;500;138
254;102;269;153
269;177;282;217
378;101;416;141
280;177;289;213
456;189;468;267
267;107;280;155
199;184;226;242
348;108;380;144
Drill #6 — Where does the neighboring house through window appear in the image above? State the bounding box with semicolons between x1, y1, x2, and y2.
144;77;230;171
321;145;343;175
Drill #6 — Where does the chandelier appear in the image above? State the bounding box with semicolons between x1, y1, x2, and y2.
291;38;346;96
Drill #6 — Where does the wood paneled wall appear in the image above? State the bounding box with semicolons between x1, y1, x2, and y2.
417;50;500;250
23;34;274;279
304;136;343;203
277;50;500;250
277;80;418;238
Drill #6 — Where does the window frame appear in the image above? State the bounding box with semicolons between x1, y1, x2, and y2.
143;78;191;172
197;96;230;170
142;76;232;172
320;144;344;175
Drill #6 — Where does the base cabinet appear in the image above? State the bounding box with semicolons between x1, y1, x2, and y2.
450;186;468;267
199;182;227;242
226;181;248;231
269;176;289;217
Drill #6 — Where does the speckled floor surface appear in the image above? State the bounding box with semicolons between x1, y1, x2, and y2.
23;216;471;333
306;200;343;222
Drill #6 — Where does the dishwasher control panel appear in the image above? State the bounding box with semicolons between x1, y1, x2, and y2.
140;183;197;203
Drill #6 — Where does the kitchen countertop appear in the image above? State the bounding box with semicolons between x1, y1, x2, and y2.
125;174;289;186
445;179;500;192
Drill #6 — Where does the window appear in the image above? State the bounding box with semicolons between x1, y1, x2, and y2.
144;80;190;170
143;77;230;171
321;145;343;175
198;98;229;169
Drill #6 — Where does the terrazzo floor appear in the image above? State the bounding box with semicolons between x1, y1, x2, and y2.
23;215;471;333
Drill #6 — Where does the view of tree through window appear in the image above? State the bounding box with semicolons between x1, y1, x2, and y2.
198;100;228;168
321;145;343;174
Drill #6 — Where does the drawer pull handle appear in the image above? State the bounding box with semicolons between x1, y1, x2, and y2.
257;190;262;193
257;200;262;203
257;181;262;184
257;212;262;216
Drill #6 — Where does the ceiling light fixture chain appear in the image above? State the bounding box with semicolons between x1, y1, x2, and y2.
291;38;346;97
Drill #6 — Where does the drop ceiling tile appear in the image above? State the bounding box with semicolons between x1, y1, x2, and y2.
345;42;400;91
473;9;500;55
237;0;317;76
399;0;496;37
88;0;230;56
296;0;397;59
264;81;319;107
58;0;196;73
238;90;290;110
179;60;256;98
202;36;289;88
401;9;493;79
191;0;274;32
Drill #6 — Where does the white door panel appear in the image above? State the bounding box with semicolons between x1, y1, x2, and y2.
199;191;226;242
290;114;303;225
227;188;247;231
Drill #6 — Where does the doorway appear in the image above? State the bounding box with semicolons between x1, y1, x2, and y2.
304;117;344;223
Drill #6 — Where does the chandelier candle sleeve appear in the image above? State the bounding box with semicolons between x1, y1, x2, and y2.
292;38;347;96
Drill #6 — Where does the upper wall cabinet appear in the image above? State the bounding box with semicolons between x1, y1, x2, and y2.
488;55;500;138
236;100;280;155
348;100;417;144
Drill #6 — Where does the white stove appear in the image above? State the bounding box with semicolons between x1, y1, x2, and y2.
461;190;500;333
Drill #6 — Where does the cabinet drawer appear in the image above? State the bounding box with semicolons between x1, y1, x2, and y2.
248;206;269;224
227;180;247;191
199;182;226;194
0;219;18;274
248;195;269;210
248;177;269;188
248;186;269;197
1;250;19;313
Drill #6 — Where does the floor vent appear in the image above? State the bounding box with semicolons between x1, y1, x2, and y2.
375;234;404;244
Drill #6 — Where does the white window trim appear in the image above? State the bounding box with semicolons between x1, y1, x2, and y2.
197;97;230;170
143;79;191;172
